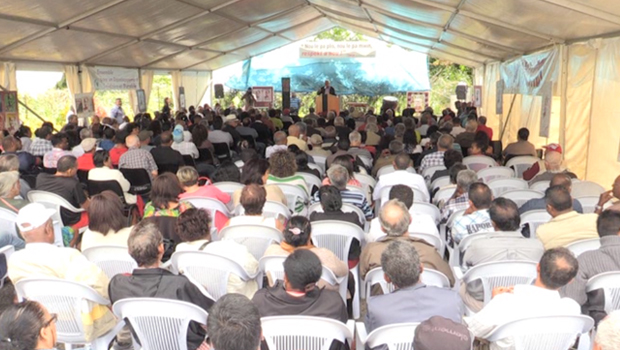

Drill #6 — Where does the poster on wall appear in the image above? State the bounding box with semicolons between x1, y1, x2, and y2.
496;80;505;115
253;86;274;108
89;66;140;90
539;82;553;138
0;91;19;133
407;92;430;112
75;93;94;117
136;89;147;113
473;86;483;108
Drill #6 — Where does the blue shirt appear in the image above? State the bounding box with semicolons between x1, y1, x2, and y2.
110;105;125;124
290;97;301;110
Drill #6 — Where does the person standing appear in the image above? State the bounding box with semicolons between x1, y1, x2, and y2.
318;80;336;95
110;98;125;125
290;92;301;114
162;97;171;116
242;88;257;111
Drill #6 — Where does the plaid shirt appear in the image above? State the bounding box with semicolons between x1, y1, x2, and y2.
29;137;53;157
452;209;493;244
119;148;158;179
420;151;445;174
43;148;73;168
441;192;469;223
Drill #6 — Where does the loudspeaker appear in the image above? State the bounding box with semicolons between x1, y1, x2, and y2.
455;85;468;100
214;84;224;98
281;77;290;109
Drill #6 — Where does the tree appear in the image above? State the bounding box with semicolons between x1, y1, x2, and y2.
428;57;473;112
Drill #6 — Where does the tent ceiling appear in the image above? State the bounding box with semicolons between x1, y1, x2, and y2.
1;0;620;71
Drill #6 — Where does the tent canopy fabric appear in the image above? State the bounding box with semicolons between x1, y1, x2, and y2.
2;0;620;71
226;40;430;95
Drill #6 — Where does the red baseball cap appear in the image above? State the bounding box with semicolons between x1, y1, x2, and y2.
543;143;562;154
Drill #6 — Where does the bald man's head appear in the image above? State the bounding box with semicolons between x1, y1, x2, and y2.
545;151;562;170
126;135;140;148
379;199;411;237
550;173;572;190
288;124;300;137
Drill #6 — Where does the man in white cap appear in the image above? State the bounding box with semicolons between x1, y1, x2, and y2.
223;114;242;147
306;134;331;158
8;203;116;338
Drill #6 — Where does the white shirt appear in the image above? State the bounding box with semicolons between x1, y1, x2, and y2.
366;211;438;243
171;141;199;159
81;227;132;252
465;284;581;350
373;170;430;202
88;166;136;204
208;130;234;146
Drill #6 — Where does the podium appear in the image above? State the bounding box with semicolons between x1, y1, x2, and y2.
315;94;340;115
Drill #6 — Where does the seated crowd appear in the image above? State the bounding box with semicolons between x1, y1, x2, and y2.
1;103;620;350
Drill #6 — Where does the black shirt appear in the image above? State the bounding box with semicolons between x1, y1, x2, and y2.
309;210;362;228
109;268;214;350
150;146;184;167
35;173;86;225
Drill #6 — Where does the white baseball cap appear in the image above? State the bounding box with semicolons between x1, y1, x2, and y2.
16;203;57;232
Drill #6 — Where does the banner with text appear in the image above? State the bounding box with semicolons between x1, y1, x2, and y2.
500;48;559;96
300;41;376;59
89;66;140;90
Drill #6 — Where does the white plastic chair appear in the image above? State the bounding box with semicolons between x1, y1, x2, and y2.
572;181;606;198
0;245;15;284
261;316;354;350
356;322;419;350
422;165;446;181
478;166;515;183
81;245;137;279
15;278;116;350
463;155;496;172
112;298;208;350
506;156;539;178
529;180;550;192
219;224;282;260
310;220;365;319
296;172;322;193
235;200;291;220
377;165;396;178
171;250;258;300
440;208;466;245
520;209;552;239
410;202;441;224
454;260;538;306
576;195;601;214
433;186;455;206
0;207;18;237
177;196;230;240
485;315;594;350
488;178;528;197
358;155;373;169
430;176;450;193
408;232;445;257
448;231;491;268
276;183;310;215
364;267;450;297
379;185;428;208
313;156;327;175
566;238;601;257
212;182;244;200
307;202;367;231
500;189;544;207
586;272;620;314
355;173;377;191
307;162;324;177
27;190;86;241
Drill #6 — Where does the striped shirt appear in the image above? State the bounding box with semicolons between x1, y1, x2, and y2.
312;188;372;219
267;175;309;213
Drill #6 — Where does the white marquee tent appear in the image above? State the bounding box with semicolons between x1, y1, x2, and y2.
1;0;620;185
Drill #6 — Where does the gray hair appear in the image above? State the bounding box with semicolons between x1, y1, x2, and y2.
208;294;262;350
379;199;411;236
128;221;163;267
334;116;344;126
366;116;377;124
79;128;92;140
295;121;307;135
273;131;287;145
366;123;378;133
0;171;19;197
0;154;19;172
326;111;336;119
595;310;620;350
394;124;406;138
381;240;421;288
349;131;362;143
456;170;478;190
327;164;349;190
437;134;454;150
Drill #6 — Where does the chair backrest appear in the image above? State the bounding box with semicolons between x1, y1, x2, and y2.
365;267;394;296
576;195;600;214
15;278;110;344
430;176;450;192
142;216;180;261
27;190;82;227
565;238;601;257
355;173;377;191
586;272;620;314
485;315;594;350
377;165;396;178
235;200;291;220
212;142;232;160
408;232;444;256
112;298;208;350
119;168;152;194
296;172;322;193
219;224;283;260
506;156;539;178
487;178;528;197
363;323;420;350
529;180;550;192
157;163;180;175
261;316;353;350
478;166;515;183
87;179;125;199
259;255;287;286
310;220;365;262
499;189;544;207
307;162;323;177
463;155;496;172
182;196;231;239
276;183;310;213
0;207;18;237
81;245;138;279
520;209;552;239
422;165;446;181
182;155;196;167
572;181;606;198
171;250;256;300
421;268;451;288
462;260;538;304
76;169;89;184
313;156;327;175
307;202;365;228
450;231;491;267
212;181;244;198
380;185;428;207
433;186;455;205
410;202;441;224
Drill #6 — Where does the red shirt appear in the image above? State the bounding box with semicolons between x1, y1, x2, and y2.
109;146;128;166
477;124;493;140
77;153;95;171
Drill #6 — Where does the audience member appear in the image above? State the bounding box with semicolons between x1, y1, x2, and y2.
287;124;308;151
119;135;158;180
0;301;58;350
9;203;115;339
143;173;194;218
29;126;53;157
537;185;598;249
460;198;544;312
519;173;583;215
253;249;348;322
371;140;404;177
232;159;287;207
452;182;494;244
76;138;97;171
150;131;185;172
1;136;36;173
360;200;454;287
420;134;454;174
414;316;472;350
0;171;28;212
455;120;477;151
138;129;153;152
175;208;258;298
365;240;463;331
306;134;331;158
528;149;576;185
373;153;428;202
265;131;288;159
88;150;137;205
267;151;309;212
562;210;620;324
171;125;199;159
596;174;620;213
326;139;350;169
441;169;477;222
523;143;563;181
291;146;320;179
81;191;132;251
348;131;372;160
309;186;362;227
503;127;536;160
109;220;214;350
208;116;234;147
109;130;129;167
316;165;371;219
177;166;230;231
593;311;620;350
225;184;283;230
465;247;580;350
207;294;262;350
430;149;463;183
42;133;72;169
